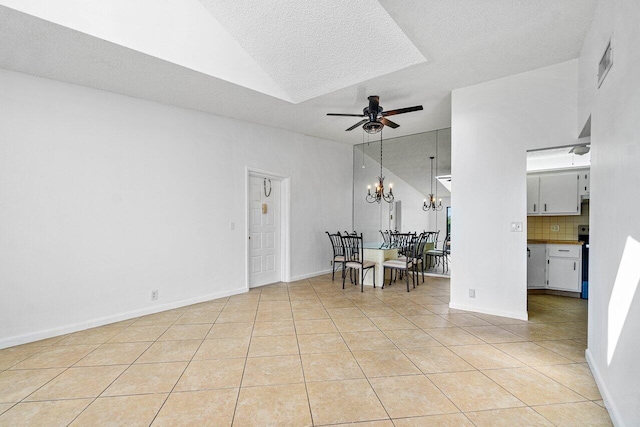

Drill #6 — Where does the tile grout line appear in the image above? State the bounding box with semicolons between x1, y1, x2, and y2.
229;286;261;426
147;299;226;426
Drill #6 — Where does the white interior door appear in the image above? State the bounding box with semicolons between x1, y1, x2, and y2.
249;176;281;288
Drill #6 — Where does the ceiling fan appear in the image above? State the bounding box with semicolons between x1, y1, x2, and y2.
327;95;423;133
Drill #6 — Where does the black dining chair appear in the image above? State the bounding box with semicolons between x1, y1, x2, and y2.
383;234;418;292
425;234;450;273
341;234;376;292
412;232;430;283
326;231;345;281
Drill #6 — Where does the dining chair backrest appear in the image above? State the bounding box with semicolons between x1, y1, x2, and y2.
341;234;364;264
415;232;429;258
394;232;416;256
344;230;358;236
380;230;391;246
443;234;450;254
424;231;438;243
326;231;344;258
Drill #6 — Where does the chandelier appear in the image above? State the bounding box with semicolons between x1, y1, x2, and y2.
423;130;442;211
366;131;394;204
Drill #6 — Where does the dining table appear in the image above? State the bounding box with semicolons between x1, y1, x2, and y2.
361;241;435;286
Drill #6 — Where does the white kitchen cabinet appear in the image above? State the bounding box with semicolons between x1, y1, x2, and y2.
526;243;582;293
527;244;546;289
546;244;582;292
527;176;540;214
579;170;590;197
539;172;580;215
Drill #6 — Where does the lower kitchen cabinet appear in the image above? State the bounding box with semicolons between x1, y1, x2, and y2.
527;243;582;292
527;244;546;289
547;257;581;292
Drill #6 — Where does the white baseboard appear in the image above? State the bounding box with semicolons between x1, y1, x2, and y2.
449;302;529;321
288;268;332;282
0;286;248;350
585;349;622;426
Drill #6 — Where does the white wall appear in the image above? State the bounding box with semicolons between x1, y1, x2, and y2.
579;0;640;424
0;69;352;348
450;60;579;320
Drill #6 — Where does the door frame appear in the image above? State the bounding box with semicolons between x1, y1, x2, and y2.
245;167;291;290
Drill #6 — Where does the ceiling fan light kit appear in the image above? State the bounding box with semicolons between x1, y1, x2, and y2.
569;145;590;155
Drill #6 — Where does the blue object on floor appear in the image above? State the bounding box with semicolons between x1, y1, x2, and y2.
581;281;589;299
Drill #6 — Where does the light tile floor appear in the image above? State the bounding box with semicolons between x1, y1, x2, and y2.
0;274;612;426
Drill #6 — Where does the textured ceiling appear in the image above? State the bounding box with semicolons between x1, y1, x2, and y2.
198;0;426;103
0;0;597;144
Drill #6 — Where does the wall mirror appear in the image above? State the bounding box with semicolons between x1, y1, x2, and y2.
352;128;451;243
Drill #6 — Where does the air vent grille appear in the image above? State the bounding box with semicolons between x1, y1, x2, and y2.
598;39;613;88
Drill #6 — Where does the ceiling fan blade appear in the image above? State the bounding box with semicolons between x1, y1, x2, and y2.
345;119;369;131
382;105;423;116
380;117;399;129
327;113;366;117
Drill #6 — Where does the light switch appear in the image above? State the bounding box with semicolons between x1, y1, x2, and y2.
510;222;523;232
262;203;268;214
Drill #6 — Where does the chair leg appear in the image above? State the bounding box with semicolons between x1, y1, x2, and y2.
382;267;385;289
373;267;376;289
405;268;410;292
342;268;347;289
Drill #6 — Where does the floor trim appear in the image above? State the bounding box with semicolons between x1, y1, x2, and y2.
0;286;248;350
449;301;529;321
585;348;622;426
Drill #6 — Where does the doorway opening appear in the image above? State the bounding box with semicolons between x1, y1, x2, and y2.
525;141;590;317
246;168;290;289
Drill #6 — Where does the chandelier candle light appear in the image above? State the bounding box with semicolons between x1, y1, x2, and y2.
366;132;394;204
423;154;443;211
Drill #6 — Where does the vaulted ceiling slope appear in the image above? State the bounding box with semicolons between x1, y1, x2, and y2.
0;0;597;143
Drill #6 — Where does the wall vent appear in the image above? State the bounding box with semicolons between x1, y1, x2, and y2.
598;39;613;88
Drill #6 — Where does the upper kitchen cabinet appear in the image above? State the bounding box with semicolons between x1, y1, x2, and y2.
579;170;590;198
527;170;582;216
527;176;540;214
539;172;580;215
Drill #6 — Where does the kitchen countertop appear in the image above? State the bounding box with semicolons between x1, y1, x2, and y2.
527;239;584;245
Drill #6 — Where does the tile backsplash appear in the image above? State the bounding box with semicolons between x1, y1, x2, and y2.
527;201;589;241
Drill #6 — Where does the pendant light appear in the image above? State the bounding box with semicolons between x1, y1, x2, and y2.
423;130;443;211
366;130;394;204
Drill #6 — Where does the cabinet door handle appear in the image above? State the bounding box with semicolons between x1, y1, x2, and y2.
559;249;570;252
574;262;576;271
544;203;547;211
533;204;536;212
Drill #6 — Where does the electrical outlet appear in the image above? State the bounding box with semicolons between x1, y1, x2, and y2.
151;290;158;301
510;222;523;232
469;289;476;298
551;224;560;232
